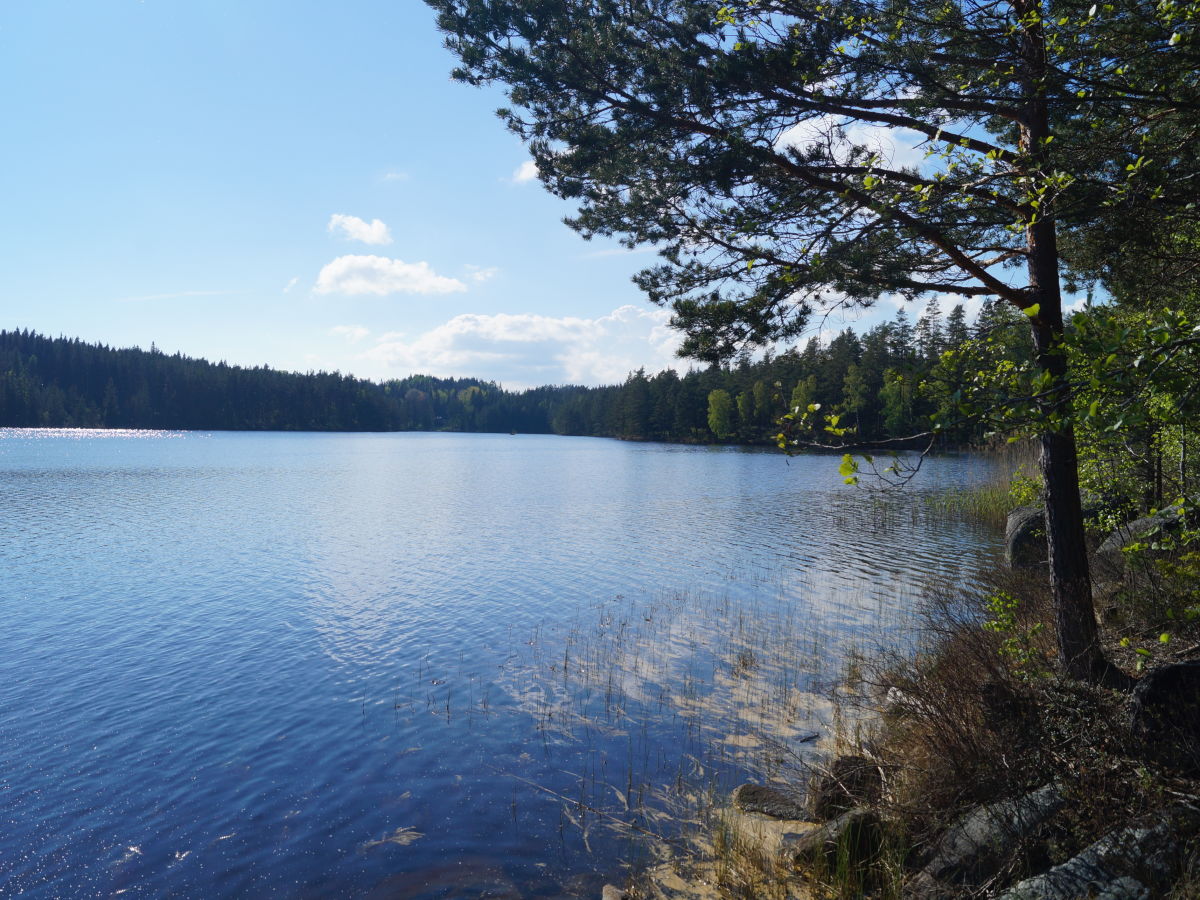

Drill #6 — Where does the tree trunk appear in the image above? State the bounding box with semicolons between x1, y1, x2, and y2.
1018;0;1122;686
1027;221;1120;684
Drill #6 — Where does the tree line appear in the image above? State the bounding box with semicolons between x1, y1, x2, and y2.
0;299;1022;443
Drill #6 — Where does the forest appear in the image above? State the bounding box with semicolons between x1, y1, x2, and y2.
0;296;1018;445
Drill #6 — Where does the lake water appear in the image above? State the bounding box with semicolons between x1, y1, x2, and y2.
0;430;1002;897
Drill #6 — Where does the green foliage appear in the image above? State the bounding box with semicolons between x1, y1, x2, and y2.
983;591;1050;680
1008;466;1044;508
932;301;1200;514
0;318;997;446
707;388;737;439
1114;504;1200;633
428;0;1198;364
838;453;860;485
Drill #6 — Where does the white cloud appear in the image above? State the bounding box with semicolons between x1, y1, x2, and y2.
330;325;370;343
777;116;929;171
382;171;409;182
465;265;499;284
359;305;682;387
283;277;299;293
327;214;393;246
512;160;539;183
314;255;467;296
1064;293;1090;314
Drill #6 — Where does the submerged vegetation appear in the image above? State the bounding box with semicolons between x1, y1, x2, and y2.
506;463;1200;898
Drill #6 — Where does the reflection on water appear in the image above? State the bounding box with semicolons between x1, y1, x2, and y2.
0;430;1002;897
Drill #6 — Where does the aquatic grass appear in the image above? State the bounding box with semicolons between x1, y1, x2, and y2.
373;541;955;894
924;441;1041;528
482;568;933;892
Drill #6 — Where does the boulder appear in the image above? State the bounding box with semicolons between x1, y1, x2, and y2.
994;816;1182;900
808;755;883;821
600;886;628;900
1129;660;1200;772
1094;502;1188;578
1006;505;1047;569
731;782;808;820
719;804;819;860
909;784;1064;892
782;807;882;870
1007;495;1119;570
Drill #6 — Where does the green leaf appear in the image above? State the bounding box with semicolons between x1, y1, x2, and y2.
1022;303;1040;318
838;453;859;484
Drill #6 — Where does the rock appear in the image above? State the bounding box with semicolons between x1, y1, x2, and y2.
783;807;881;870
1129;660;1200;771
994;817;1181;900
600;885;628;900
1007;496;1118;570
720;804;819;860
732;782;808;820
808;755;882;821
1006;504;1047;569
1094;502;1188;578
913;784;1064;889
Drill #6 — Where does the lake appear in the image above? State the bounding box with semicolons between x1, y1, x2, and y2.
0;430;1002;897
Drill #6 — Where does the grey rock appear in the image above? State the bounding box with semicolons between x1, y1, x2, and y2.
1006;504;1047;569
808;755;882;821
783;807;881;868
920;784;1064;885
994;818;1179;900
600;885;628;900
731;783;807;820
1129;660;1200;772
1093;877;1153;900
1095;502;1188;577
1007;495;1118;570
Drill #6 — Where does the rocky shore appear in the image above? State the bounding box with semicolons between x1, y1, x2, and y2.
600;498;1200;898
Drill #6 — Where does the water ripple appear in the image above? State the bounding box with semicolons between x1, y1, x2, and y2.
0;432;1002;897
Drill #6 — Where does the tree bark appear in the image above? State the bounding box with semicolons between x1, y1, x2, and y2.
1027;225;1124;685
1018;0;1123;686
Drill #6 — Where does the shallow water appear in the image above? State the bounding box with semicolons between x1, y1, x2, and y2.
0;430;1002;897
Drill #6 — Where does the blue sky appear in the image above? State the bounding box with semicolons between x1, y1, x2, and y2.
0;0;959;388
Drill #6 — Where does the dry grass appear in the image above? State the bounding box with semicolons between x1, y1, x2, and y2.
802;557;1200;897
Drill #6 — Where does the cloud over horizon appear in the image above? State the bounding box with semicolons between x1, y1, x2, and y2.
314;255;468;296
327;214;393;245
359;304;683;387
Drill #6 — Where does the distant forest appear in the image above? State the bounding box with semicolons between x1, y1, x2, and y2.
0;299;1020;444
